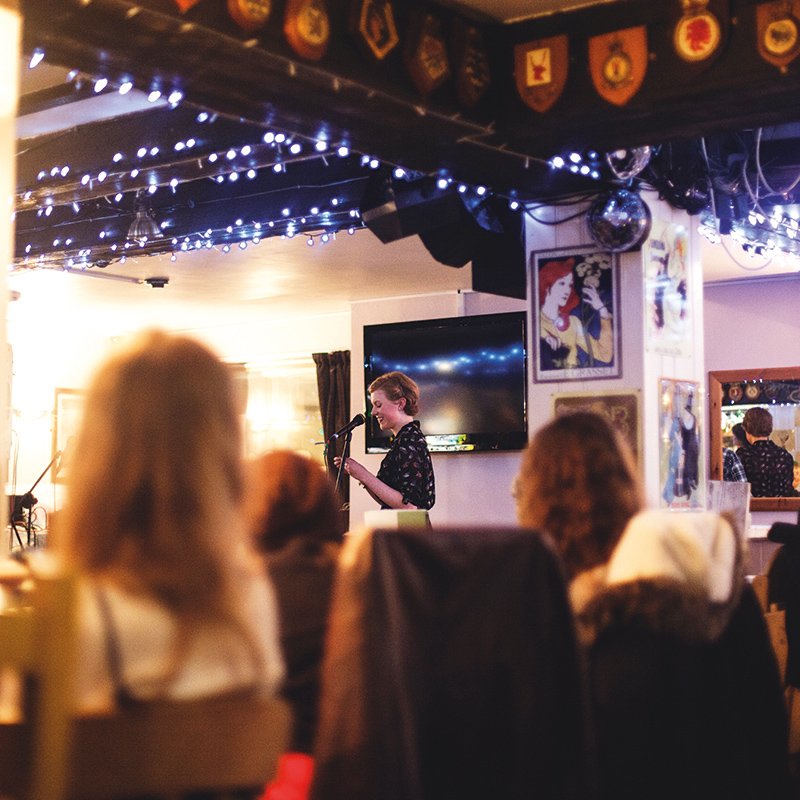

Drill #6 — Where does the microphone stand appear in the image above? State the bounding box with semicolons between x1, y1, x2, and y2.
334;429;354;500
10;450;61;550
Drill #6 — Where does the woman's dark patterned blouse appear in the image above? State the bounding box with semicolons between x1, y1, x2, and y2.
376;421;435;510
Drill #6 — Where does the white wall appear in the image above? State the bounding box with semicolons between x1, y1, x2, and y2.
525;194;705;509
705;276;800;525
705;277;800;372
348;290;526;529
346;193;704;530
6;276;350;512
1;8;20;526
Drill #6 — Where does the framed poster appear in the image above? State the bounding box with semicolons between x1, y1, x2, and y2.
532;246;621;382
659;377;704;509
553;390;641;465
643;220;692;357
52;388;84;484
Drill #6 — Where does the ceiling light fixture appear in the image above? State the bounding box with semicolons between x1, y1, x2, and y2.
127;189;162;244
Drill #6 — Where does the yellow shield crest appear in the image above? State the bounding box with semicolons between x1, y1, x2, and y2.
589;26;648;107
757;0;800;71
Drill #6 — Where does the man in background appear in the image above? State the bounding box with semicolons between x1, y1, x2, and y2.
738;407;796;497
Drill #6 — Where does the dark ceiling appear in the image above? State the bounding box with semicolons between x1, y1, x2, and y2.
16;0;800;279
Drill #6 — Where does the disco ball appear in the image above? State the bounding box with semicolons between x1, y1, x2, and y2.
587;188;652;252
605;145;652;180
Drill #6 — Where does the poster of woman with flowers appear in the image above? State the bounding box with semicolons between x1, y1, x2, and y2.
532;247;621;381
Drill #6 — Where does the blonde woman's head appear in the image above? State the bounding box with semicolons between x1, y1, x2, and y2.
58;330;244;615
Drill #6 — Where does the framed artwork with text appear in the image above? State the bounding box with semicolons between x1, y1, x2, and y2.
553;390;641;465
532;246;621;382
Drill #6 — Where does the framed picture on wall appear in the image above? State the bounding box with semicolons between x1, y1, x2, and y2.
658;377;704;510
552;390;641;465
52;388;84;484
532;246;621;382
643;220;692;358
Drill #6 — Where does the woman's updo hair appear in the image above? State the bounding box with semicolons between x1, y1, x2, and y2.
368;371;419;416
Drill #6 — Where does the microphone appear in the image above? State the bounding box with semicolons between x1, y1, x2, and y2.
328;413;366;441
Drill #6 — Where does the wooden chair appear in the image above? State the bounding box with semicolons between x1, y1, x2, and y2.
752;569;800;755
0;572;292;800
67;692;292;800
0;570;76;800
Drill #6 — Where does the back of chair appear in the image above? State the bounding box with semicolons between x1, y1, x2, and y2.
0;571;291;800
68;693;292;800
312;526;597;800
0;571;76;800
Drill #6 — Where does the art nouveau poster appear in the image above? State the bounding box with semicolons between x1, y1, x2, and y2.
532;247;621;382
659;377;704;509
644;220;692;358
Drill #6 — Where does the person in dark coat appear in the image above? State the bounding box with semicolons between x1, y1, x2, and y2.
515;411;791;800
247;450;346;800
310;525;597;800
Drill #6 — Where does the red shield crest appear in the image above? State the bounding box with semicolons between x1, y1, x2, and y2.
588;26;648;107
674;7;722;62
757;0;800;71
514;36;568;113
172;0;201;12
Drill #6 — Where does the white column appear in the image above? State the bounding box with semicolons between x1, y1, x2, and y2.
525;193;705;508
0;2;21;528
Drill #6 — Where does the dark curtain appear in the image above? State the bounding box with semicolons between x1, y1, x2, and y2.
313;350;351;528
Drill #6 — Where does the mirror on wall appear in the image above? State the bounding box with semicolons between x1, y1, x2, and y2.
709;368;800;511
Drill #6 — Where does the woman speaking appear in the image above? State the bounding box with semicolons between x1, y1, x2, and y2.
335;371;435;511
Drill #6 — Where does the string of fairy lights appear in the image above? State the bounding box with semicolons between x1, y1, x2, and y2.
19;41;800;282
18;49;565;276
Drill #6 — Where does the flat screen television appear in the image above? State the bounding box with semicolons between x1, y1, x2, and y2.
363;311;528;453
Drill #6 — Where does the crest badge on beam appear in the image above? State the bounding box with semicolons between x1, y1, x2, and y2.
757;0;800;72
452;20;491;109
228;0;272;33
284;0;331;61
673;0;724;63
514;36;568;113
404;11;451;96
350;0;399;62
172;0;202;12
589;26;648;107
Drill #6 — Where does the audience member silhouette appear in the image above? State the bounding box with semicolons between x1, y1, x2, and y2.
55;330;284;714
738;407;796;497
247;450;345;800
516;411;791;800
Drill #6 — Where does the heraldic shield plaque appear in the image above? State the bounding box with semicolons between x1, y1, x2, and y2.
514;35;568;113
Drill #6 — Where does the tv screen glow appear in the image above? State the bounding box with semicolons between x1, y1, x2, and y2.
363;312;528;453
